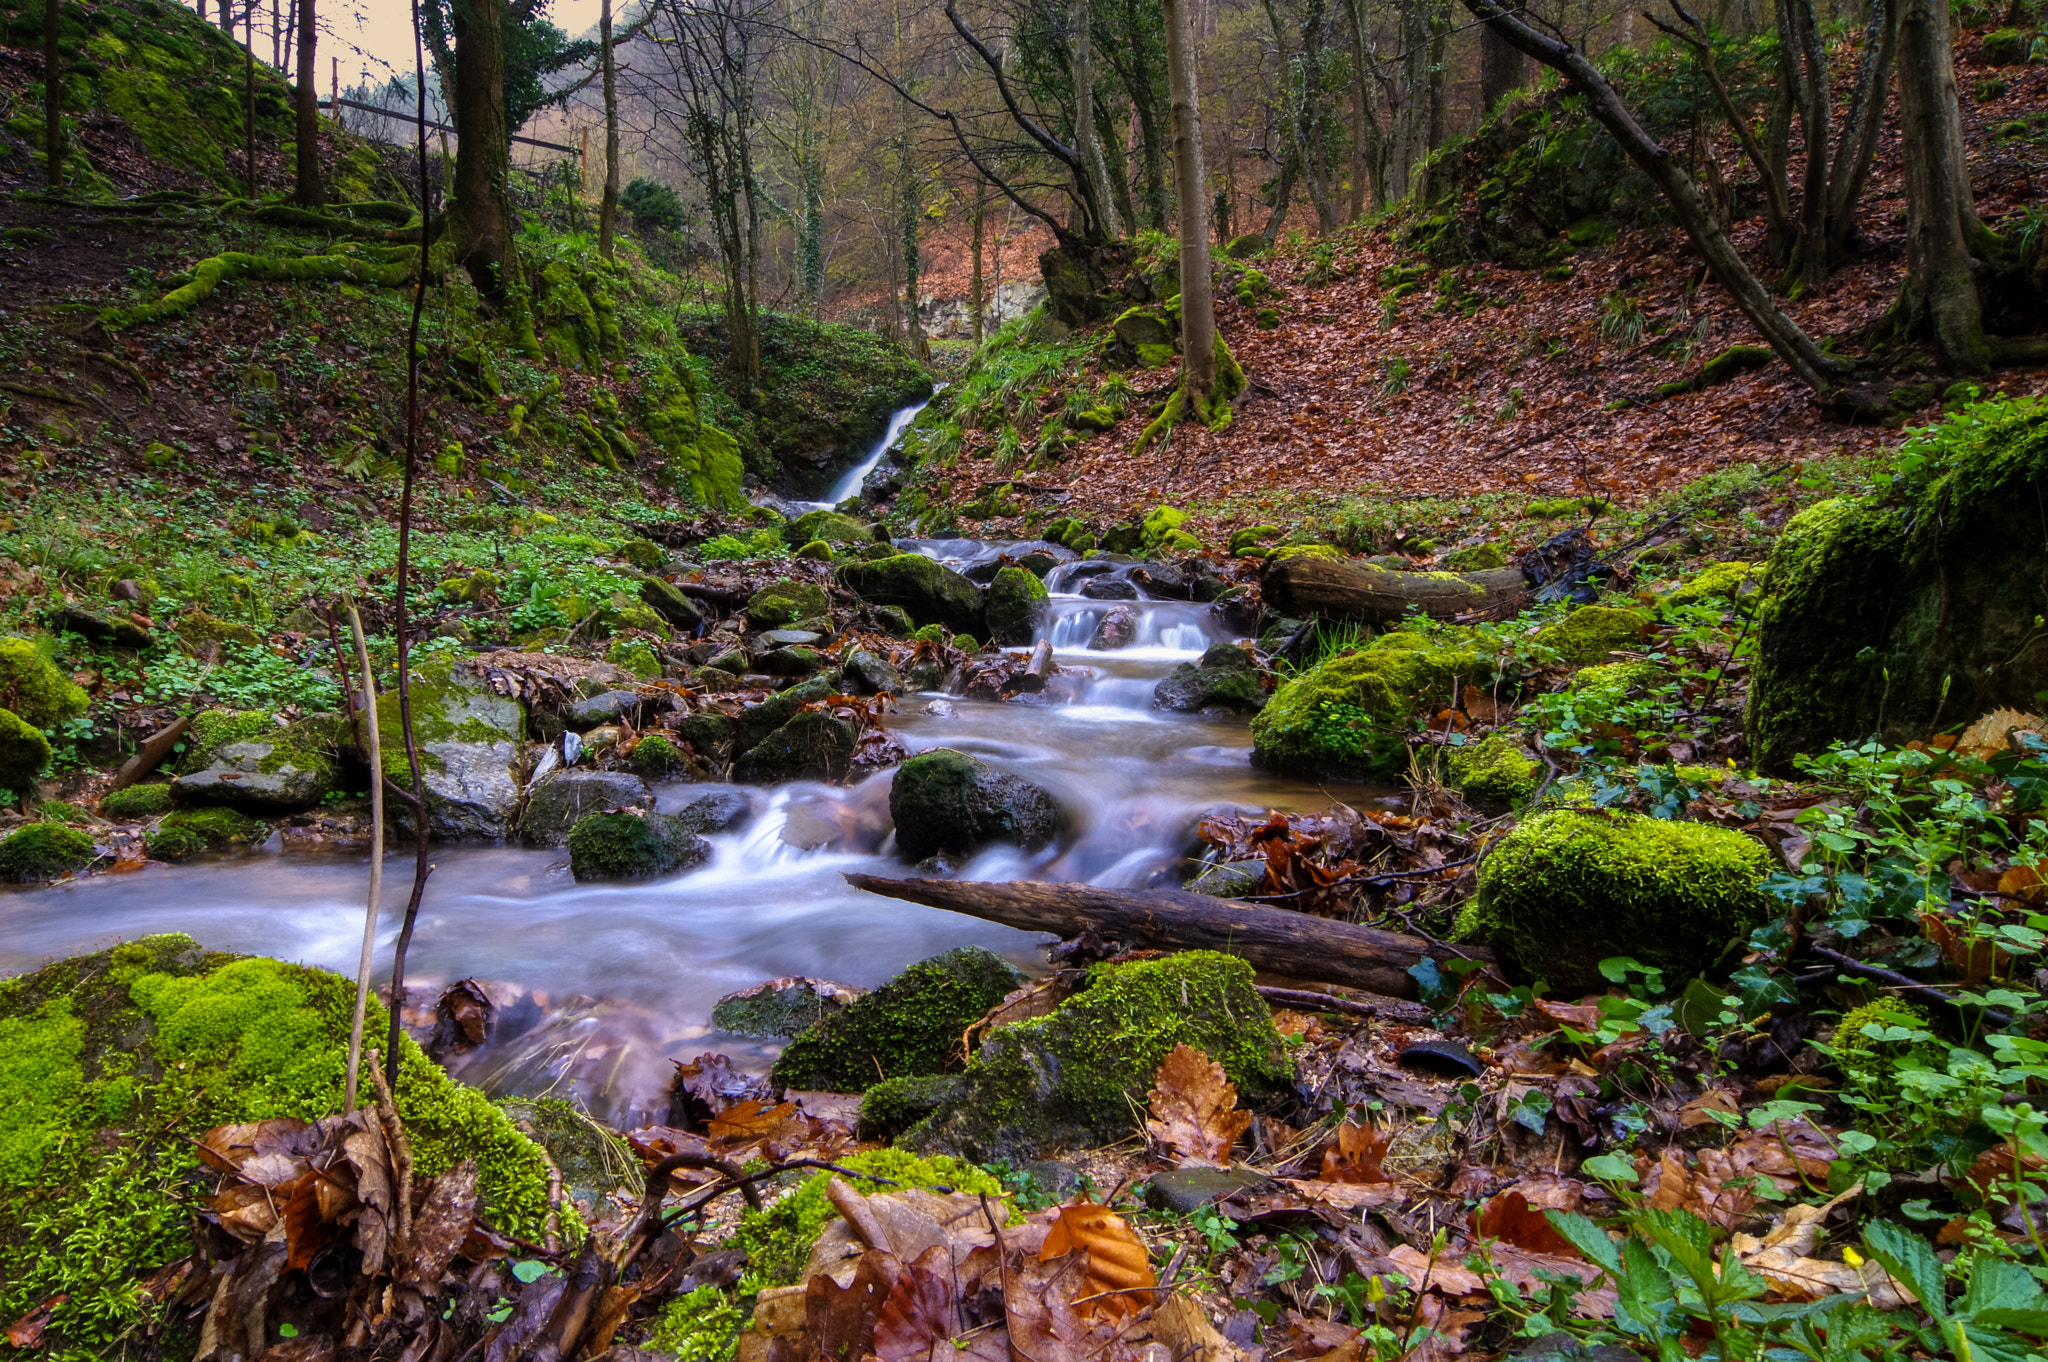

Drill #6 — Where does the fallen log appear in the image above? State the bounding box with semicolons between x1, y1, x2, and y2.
1262;555;1526;623
106;715;191;793
842;874;1492;999
1009;639;1055;695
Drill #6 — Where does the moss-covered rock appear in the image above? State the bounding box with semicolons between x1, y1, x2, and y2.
769;946;1027;1093
1153;644;1266;713
99;782;174;818
745;579;831;628
1568;660;1664;701
1981;26;2032;64
0;935;566;1353
374;658;525;840
0;706;52;793
1441;542;1509;571
786;510;871;545
177;707;277;773
838;554;984;635
889;748;1061;862
0;822;98;881
1464;809;1773;992
171;731;334;812
630;734;687;778
1532;605;1648;665
911;952;1290;1161
730;1148;1002;1288
143;807;264;861
564;810;708;881
1444;733;1540;805
1662;561;1756;607
1748;399;2048;769
711;977;861;1040
986;566;1050;645
1251;633;1489;779
731;710;858;784
605;637;662;679
0;637;90;731
858;1074;966;1141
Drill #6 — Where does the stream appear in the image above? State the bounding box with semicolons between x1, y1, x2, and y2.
1;531;1366;1129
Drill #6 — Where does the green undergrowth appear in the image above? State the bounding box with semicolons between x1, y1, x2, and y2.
0;935;572;1358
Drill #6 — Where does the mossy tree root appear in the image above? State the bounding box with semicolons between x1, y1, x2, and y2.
249;203;442;242
1132;331;1247;456
101;251;421;331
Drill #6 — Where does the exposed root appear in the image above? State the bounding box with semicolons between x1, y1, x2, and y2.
100;250;422;331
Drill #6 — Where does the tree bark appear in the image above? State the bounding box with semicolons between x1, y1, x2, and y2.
293;0;321;205
1341;0;1386;213
243;1;257;200
598;0;619;259
1824;0;1897;259
1262;0;1335;234
1162;0;1216;402
1072;0;1121;238
1263;555;1527;622
1461;0;1850;393
1889;0;1988;372
970;185;986;343
43;0;61;188
843;874;1492;999
1478;20;1524;113
450;0;519;309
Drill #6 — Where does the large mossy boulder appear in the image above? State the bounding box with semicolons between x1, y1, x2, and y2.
769;946;1027;1093
1463;809;1773;992
143;808;265;861
1748;399;2048;769
1443;733;1541;806
732;710;858;784
1154;644;1266;713
889;748;1060;862
786;510;872;545
0;935;562;1354
910;952;1291;1162
1250;632;1488;779
520;769;653;844
986;566;1050;645
0;706;51;793
0;822;98;881
0;637;89;731
839;555;984;635
746;579;831;628
377;658;526;841
170;720;336;811
565;809;708;881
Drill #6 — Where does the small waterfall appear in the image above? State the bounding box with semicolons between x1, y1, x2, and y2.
1040;600;1216;658
804;395;934;510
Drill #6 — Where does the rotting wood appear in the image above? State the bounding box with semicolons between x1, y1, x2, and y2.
843;874;1492;999
1261;555;1526;623
106;716;191;793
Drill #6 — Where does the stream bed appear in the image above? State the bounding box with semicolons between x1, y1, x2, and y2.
0;541;1369;1126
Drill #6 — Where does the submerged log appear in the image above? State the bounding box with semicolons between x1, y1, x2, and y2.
1262;555;1526;623
842;874;1491;999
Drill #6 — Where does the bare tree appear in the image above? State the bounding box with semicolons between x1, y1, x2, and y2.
599;0;620;257
295;0;322;205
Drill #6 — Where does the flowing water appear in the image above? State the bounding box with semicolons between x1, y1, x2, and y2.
0;535;1373;1126
800;397;935;511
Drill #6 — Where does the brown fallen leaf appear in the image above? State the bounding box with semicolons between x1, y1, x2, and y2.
1730;1188;1913;1308
873;1245;960;1362
1473;1189;1580;1257
1150;1294;1249;1362
707;1099;801;1141
1146;1043;1252;1169
1276;1178;1402;1209
1041;1198;1156;1321
1383;1244;1485;1296
808;1251;895;1362
5;1295;66;1349
1318;1121;1391;1184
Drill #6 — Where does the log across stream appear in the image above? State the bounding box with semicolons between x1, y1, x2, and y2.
0;539;1396;1125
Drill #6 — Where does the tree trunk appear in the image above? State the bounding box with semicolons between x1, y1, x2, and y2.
219;0;233;31
842;874;1493;999
1889;0;1988;372
43;0;61;188
1462;0;1850;393
970;188;986;343
1824;0;1896;258
1786;0;1831;286
243;1;257;200
1263;555;1527;621
1342;0;1386;212
450;0;519;309
293;0;321;205
1478;20;1525;113
1162;0;1216;403
1072;0;1121;238
1263;0;1335;235
598;0;619;259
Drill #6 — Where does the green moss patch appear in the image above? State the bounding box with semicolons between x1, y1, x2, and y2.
732;1148;1002;1288
0;637;90;731
769;947;1025;1094
1251;634;1489;779
0;706;52;792
0;823;98;881
1532;605;1647;665
100;783;175;818
1444;734;1540;805
1466;810;1773;992
143;807;263;861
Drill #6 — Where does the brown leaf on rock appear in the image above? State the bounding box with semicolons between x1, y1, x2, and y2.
1318;1122;1391;1184
1041;1199;1156;1321
873;1246;961;1362
707;1099;801;1141
808;1252;897;1362
1146;1044;1252;1168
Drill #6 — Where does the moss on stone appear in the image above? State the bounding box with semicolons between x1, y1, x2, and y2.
1442;542;1509;571
1444;733;1540;805
1467;809;1773;992
179;708;276;773
1747;399;2048;768
144;807;263;861
1663;561;1755;607
0;935;568;1352
606;637;662;679
1251;635;1489;779
371;658;524;781
1568;660;1664;701
858;1074;966;1142
986;566;1050;644
100;782;174;818
769;947;1026;1094
1525;496;1610;519
173;610;262;650
911;952;1289;1162
0;637;89;731
0;823;98;881
786;510;871;545
1266;543;1343;561
0;706;52;792
745;580;831;628
565;810;702;881
732;1148;1004;1287
1532;605;1648;665
838;555;985;634
630;734;686;778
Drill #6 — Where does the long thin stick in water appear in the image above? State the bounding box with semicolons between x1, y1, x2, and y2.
383;0;436;1092
344;598;384;1115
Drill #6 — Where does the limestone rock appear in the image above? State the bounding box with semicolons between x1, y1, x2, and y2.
889;747;1060;862
521;769;653;844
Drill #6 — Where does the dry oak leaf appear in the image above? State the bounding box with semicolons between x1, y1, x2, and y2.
808;1250;896;1362
1474;1190;1581;1258
1150;1294;1250;1362
1146;1043;1252;1168
1041;1198;1157;1321
1383;1244;1485;1297
707;1099;801;1141
1729;1188;1913;1309
1276;1179;1403;1209
873;1245;964;1362
1318;1121;1392;1185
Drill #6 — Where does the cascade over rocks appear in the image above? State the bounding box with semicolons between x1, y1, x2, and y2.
889;748;1061;862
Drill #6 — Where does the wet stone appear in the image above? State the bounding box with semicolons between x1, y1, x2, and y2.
1080;577;1138;601
1141;1168;1273;1213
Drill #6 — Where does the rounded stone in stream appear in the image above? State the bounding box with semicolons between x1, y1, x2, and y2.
986;566;1050;645
1184;857;1267;898
1142;1168;1274;1214
1153;645;1266;713
1079;576;1138;601
711;975;866;1039
769;945;1028;1093
757;628;824;648
671;788;754;835
843;648;904;696
1089;605;1139;650
731;710;857;784
564;809;709;881
521;769;652;844
889;747;1060;862
837;554;985;634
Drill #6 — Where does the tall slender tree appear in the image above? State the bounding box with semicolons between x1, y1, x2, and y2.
598;0;620;258
448;0;520;309
1072;0;1121;238
43;0;61;188
294;0;322;205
